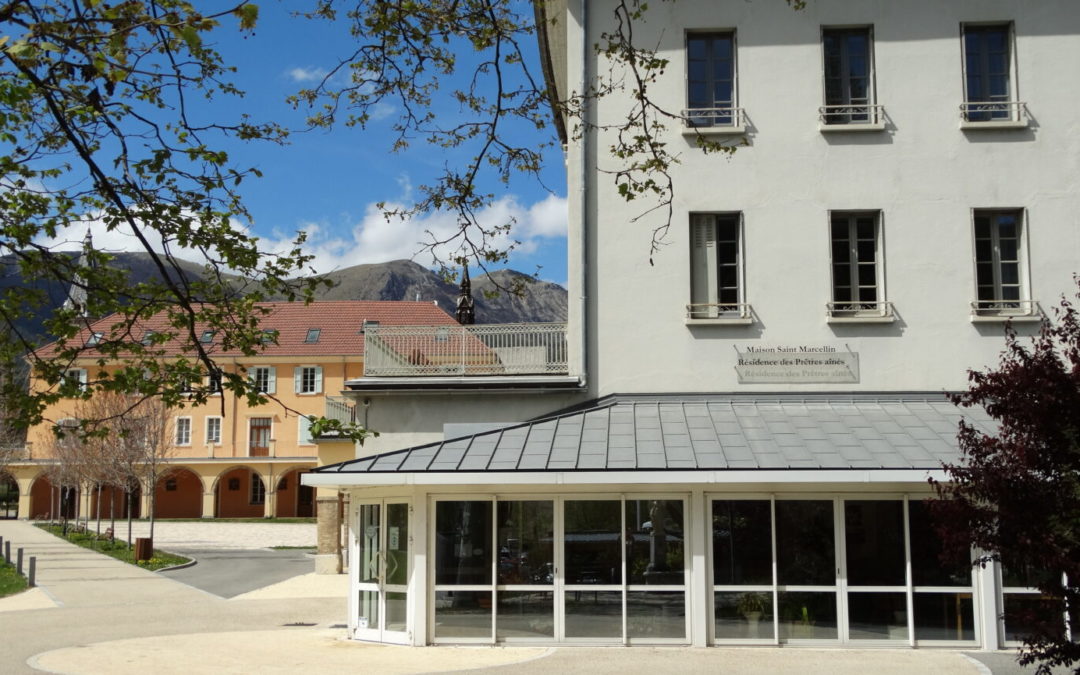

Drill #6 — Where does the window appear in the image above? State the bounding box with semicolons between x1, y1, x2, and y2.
260;329;276;344
175;417;192;446
688;213;748;321
250;474;265;505
141;330;156;346
294;366;323;395
829;211;890;319
298;415;315;446
685;32;740;129
304;328;321;343
249;366;276;394
962;24;1019;122
207;369;222;394
63;368;88;393
85;332;103;347
973;209;1029;315
199;330;215;344
206;416;222;445
821;27;879;126
361;320;379;333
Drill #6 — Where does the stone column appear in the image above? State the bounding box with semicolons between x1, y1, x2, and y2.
315;493;342;575
201;490;216;518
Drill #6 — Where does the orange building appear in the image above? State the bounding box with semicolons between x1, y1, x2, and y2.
5;300;462;522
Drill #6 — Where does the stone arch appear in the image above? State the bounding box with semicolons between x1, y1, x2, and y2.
88;482;141;521
28;474;79;520
273;468;314;518
0;471;17;519
213;466;266;518
154;467;204;519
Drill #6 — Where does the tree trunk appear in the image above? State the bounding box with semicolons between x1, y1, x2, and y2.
126;488;133;548
148;475;156;542
95;484;102;536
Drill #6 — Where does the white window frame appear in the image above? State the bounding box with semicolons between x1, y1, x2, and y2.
250;473;265;505
970;208;1037;320
206;369;223;395
683;30;744;134
819;25;884;130
249;365;276;394
827;210;893;323
175;416;192;446
294;365;323;395
687;212;751;324
959;22;1026;128
63;368;88;394
205;416;222;445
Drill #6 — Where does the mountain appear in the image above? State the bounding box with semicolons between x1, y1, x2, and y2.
315;260;568;324
3;255;567;343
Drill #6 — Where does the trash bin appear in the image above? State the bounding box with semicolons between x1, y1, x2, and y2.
134;537;153;562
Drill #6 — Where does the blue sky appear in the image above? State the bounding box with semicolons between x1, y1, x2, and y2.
49;5;570;287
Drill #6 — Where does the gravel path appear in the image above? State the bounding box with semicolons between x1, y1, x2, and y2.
92;520;317;549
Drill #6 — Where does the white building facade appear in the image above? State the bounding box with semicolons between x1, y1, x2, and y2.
305;0;1079;650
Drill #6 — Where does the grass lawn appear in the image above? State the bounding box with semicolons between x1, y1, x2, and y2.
0;560;28;598
36;524;190;571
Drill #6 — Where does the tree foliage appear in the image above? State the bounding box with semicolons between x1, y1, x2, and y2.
932;283;1080;673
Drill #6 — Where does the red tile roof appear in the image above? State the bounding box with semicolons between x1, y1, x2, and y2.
37;301;460;359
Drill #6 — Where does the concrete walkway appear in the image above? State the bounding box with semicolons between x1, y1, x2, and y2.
0;520;1022;674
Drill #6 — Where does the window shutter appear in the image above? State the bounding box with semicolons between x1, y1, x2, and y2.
690;215;719;313
298;416;313;445
294;367;302;394
266;366;276;394
314;366;323;394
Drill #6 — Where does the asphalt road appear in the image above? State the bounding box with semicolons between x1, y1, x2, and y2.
159;548;316;598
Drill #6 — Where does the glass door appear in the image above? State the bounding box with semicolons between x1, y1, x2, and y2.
354;501;409;644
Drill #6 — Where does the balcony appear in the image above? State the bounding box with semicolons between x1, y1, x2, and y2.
826;301;896;324
363;323;569;378
681;107;746;135
685;303;754;326
960;101;1028;129
970;300;1042;323
818;104;885;131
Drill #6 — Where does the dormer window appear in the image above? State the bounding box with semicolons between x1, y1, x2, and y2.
305;328;321;343
85;332;103;347
361;320;379;333
260;329;276;344
199;330;215;344
141;330;156;346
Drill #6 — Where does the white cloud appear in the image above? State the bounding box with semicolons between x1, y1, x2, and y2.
285;66;329;83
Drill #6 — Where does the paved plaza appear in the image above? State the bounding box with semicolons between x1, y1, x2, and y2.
0;519;1038;674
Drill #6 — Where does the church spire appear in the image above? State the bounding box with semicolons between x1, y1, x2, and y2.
63;228;95;319
455;264;476;325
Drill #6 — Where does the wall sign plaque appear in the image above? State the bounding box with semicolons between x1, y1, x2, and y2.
735;345;859;384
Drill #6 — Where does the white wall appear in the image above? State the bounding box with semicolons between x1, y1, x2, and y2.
569;0;1080;397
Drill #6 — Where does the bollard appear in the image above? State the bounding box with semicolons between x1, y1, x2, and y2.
3;540;8;564
28;556;35;587
16;547;23;575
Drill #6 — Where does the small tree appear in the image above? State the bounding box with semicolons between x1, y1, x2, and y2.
932;281;1080;674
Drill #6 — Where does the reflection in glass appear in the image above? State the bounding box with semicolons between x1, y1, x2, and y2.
627;591;685;639
847;592;908;640
358;504;380;584
564;500;622;585
435;501;493;585
1003;594;1066;642
565;590;623;638
386;502;409;586
913;593;975;641
778;591;838;640
359;589;379;631
386;591;407;633
909;501;971;587
776;501;835;586
497;501;554;586
434;590;492;638
713;500;772;585
626;500;684;585
715;591;775;640
497;591;554;639
845;501;904;586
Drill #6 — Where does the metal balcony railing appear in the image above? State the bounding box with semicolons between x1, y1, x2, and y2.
971;299;1041;317
826;301;895;319
682;107;745;130
686;303;753;321
819;103;885;126
363;323;569;377
324;397;358;425
0;443;29;461
960;100;1027;123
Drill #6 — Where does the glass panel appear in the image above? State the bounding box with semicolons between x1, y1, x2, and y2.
778;591;838;640
435;501;493;585
847;592;908;640
776;501;835;586
856;240;876;263
909;501;972;587
497;501;554;586
565;590;623;638
386;502;408;586
386;591;408;633
1003;594;1067;642
565;500;622;585
715;591;775;640
857;264;876;287
627;591;686;639
845;500;905;586
712;500;772;585
834;265;851;287
358;504;381;585
626;499;684;585
913;592;975;641
497;591;554;639
359;589;379;631
434;590;492;639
